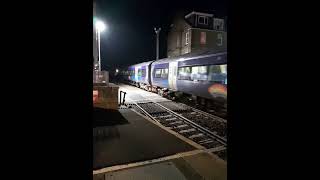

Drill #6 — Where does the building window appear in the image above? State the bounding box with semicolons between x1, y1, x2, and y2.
200;32;206;44
214;18;224;31
217;33;223;46
198;16;208;25
185;31;189;45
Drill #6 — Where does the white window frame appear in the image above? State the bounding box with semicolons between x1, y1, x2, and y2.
217;33;223;46
185;47;189;54
214;18;224;31
185;31;189;45
198;16;208;25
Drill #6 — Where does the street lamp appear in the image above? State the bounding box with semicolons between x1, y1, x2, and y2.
94;19;106;71
154;27;161;60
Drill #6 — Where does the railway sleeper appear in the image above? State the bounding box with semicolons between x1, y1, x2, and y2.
169;121;184;125
198;139;214;144
172;126;191;131
188;133;204;139
179;128;196;134
164;117;177;122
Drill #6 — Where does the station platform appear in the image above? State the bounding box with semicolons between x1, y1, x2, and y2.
93;107;227;180
93;108;195;170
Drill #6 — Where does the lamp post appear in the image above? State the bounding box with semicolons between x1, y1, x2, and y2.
154;27;161;60
94;19;106;71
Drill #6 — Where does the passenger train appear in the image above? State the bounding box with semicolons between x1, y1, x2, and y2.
121;52;227;109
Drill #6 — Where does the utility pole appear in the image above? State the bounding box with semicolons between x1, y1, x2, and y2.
154;27;161;60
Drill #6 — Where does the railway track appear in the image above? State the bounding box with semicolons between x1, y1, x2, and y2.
126;100;227;161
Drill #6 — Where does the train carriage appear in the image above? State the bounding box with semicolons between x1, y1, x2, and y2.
150;59;171;89
175;52;227;100
121;52;227;109
124;61;153;88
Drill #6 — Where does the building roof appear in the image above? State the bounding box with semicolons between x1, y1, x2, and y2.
185;11;214;19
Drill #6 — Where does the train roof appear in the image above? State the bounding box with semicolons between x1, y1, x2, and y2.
127;51;227;68
129;61;153;68
152;51;227;65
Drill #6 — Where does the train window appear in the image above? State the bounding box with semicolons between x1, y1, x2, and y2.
138;69;146;77
142;69;146;77
220;65;227;74
154;68;168;78
209;65;221;74
178;67;191;80
155;69;161;78
208;65;227;83
191;66;208;81
161;68;168;78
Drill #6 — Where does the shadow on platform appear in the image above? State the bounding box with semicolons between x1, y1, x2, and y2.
93;107;129;128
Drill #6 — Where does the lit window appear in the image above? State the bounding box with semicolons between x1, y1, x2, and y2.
138;69;146;77
160;68;168;78
178;67;191;80
155;68;168;78
208;64;227;83
185;48;189;54
200;32;206;44
220;65;227;74
155;69;161;78
191;66;208;81
198;16;208;25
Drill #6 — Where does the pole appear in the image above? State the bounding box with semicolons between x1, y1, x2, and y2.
97;29;101;71
156;32;159;60
154;28;161;60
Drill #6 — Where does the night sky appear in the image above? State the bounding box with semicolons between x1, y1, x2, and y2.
95;0;227;71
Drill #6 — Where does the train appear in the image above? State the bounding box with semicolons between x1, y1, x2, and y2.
120;52;227;110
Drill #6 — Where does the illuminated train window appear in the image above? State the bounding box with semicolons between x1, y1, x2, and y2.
178;65;227;82
138;69;146;77
161;69;168;78
129;70;134;75
178;67;192;80
191;66;208;81
208;64;227;82
154;68;168;78
155;69;161;78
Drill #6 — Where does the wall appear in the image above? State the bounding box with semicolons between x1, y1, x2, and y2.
167;17;191;58
191;29;227;53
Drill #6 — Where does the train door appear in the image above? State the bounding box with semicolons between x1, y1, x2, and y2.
168;61;178;90
134;67;139;82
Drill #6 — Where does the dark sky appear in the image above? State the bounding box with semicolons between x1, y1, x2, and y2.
96;0;227;70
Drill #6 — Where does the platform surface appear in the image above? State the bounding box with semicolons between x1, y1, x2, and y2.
93;151;227;180
93;108;196;170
